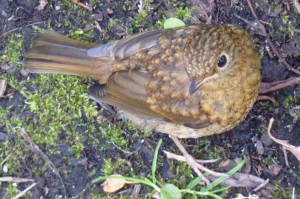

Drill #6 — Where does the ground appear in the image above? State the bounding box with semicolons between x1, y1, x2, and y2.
0;0;299;198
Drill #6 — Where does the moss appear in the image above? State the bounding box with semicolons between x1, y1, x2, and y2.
261;156;279;165
100;124;128;148
272;180;298;199
258;123;267;133
126;121;153;138
68;28;93;42
130;0;153;30
283;95;297;107
4;183;19;198
71;136;85;159
259;101;272;110
102;158;135;176
0;33;24;64
175;7;192;19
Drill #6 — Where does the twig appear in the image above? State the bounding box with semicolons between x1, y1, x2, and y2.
72;0;92;12
292;187;295;199
0;177;34;183
130;184;141;199
259;76;300;94
169;136;210;184
253;179;269;192
0;143;18;166
282;146;290;167
111;141;141;155
0;21;46;38
169;136;228;180
245;0;300;76
163;150;220;164
293;0;300;14
256;95;278;105
12;183;37;199
18;128;67;199
266;38;300;75
0;80;7;97
267;118;300;160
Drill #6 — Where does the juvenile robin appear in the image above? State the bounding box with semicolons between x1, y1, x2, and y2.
24;24;261;183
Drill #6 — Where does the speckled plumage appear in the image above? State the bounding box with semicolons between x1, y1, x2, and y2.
24;24;260;138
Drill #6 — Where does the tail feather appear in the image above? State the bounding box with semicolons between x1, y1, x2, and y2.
24;31;112;83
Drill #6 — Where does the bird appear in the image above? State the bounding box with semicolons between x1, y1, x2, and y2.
24;24;261;183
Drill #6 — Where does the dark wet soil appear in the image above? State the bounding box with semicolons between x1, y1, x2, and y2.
0;0;300;198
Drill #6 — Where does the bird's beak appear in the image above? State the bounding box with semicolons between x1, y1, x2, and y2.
189;78;202;95
189;72;219;95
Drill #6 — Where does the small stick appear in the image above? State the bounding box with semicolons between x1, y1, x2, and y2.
256;95;278;105
259;76;300;94
170;135;211;184
0;21;46;38
72;0;92;12
163;150;220;164
0;177;34;183
12;183;37;199
18;128;67;199
245;0;300;76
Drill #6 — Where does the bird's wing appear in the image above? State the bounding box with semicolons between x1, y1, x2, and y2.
89;70;164;118
87;25;202;59
89;26;212;128
89;71;211;129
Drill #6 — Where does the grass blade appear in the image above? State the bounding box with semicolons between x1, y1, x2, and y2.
152;139;163;184
201;156;247;192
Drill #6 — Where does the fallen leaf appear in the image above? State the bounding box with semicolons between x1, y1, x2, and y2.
164;18;185;29
267;164;282;176
219;159;236;171
35;0;48;11
208;172;267;189
267;118;300;161
101;175;136;193
260;132;273;147
256;140;264;155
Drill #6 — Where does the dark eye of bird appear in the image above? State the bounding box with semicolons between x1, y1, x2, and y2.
217;55;227;68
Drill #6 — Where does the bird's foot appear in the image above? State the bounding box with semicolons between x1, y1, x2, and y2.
166;135;228;185
259;77;300;94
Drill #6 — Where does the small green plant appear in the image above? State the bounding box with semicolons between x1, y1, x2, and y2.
92;139;248;199
283;95;297;107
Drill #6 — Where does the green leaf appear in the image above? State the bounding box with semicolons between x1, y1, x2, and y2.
161;184;182;199
152;139;162;184
163;17;185;29
187;177;202;190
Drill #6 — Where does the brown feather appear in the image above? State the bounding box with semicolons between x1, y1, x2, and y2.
24;31;112;83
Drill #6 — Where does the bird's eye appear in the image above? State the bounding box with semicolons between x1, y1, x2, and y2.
217;55;227;68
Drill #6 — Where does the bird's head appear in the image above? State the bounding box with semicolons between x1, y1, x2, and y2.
184;25;260;95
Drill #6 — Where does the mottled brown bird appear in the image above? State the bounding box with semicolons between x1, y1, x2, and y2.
24;25;260;182
24;25;260;137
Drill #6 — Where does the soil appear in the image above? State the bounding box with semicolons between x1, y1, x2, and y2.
0;0;299;199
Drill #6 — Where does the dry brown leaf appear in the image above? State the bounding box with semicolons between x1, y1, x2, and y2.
35;0;48;11
267;118;300;161
101;175;136;193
